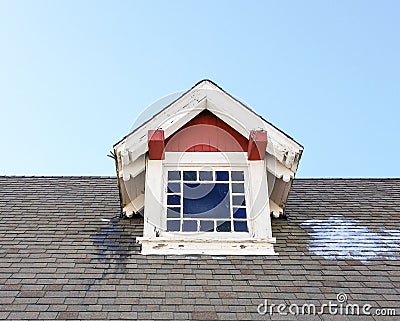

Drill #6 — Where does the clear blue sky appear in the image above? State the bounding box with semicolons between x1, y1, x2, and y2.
1;1;399;177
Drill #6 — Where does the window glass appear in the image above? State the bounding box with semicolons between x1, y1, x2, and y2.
167;220;180;232
167;207;181;218
199;220;214;232
233;208;246;219
232;195;246;206
199;171;213;181
168;171;181;181
216;171;229;181
167;195;181;206
216;221;231;232
232;183;244;193
182;220;197;232
183;183;230;219
183;171;197;181
167;183;181;193
233;221;248;232
231;171;244;181
166;169;248;233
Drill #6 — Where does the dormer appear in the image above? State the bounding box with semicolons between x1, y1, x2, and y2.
113;80;303;255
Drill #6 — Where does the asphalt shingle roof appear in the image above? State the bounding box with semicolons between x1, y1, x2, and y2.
0;176;399;320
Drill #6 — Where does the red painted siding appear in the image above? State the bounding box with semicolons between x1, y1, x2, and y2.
165;110;248;152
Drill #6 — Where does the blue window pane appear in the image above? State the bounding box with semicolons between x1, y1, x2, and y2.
216;171;229;181
232;183;244;193
233;208;246;219
232;195;246;206
167;220;180;232
167;195;181;205
182;220;197;232
183;171;197;181
216;221;231;232
199;171;213;181
167;183;181;193
183;183;230;219
167;207;180;218
234;221;248;232
199;220;214;232
168;171;181;181
184;182;199;188
231;171;244;181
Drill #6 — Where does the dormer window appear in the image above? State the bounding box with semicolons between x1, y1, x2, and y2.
113;80;303;255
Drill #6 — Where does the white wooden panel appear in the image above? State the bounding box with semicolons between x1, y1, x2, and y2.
143;158;164;238
247;160;272;239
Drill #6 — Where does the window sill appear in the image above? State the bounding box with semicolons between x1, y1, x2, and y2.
136;237;277;255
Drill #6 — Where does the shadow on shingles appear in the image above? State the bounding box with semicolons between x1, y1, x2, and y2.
87;217;137;289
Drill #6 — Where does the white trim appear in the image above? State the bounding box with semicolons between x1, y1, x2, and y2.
143;158;164;238
137;237;277;255
164;152;249;167
247;160;272;239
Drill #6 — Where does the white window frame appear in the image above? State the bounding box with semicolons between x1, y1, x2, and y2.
159;152;251;240
163;165;250;238
137;152;276;255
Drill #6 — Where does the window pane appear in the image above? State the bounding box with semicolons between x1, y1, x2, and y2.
231;171;244;181
232;183;244;193
167;182;181;193
183;171;197;181
183;183;230;219
168;171;181;181
199;171;213;181
234;220;248;232
216;221;231;232
199;220;214;232
232;195;246;206
167;195;181;205
182;220;197;232
233;208;246;219
167;207;181;218
167;220;180;232
216;171;229;181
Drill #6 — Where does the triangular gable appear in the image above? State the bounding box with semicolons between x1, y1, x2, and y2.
165;110;248;152
114;79;303;169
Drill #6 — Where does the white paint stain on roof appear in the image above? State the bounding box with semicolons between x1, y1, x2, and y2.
301;216;400;263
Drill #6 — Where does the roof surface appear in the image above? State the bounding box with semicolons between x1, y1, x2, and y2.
0;176;399;320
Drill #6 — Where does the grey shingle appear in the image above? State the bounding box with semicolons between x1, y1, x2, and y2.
0;176;400;320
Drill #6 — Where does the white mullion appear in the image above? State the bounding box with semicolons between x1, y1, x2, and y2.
180;171;183;232
229;174;234;232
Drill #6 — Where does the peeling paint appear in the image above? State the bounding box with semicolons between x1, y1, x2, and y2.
301;216;400;263
152;243;166;249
